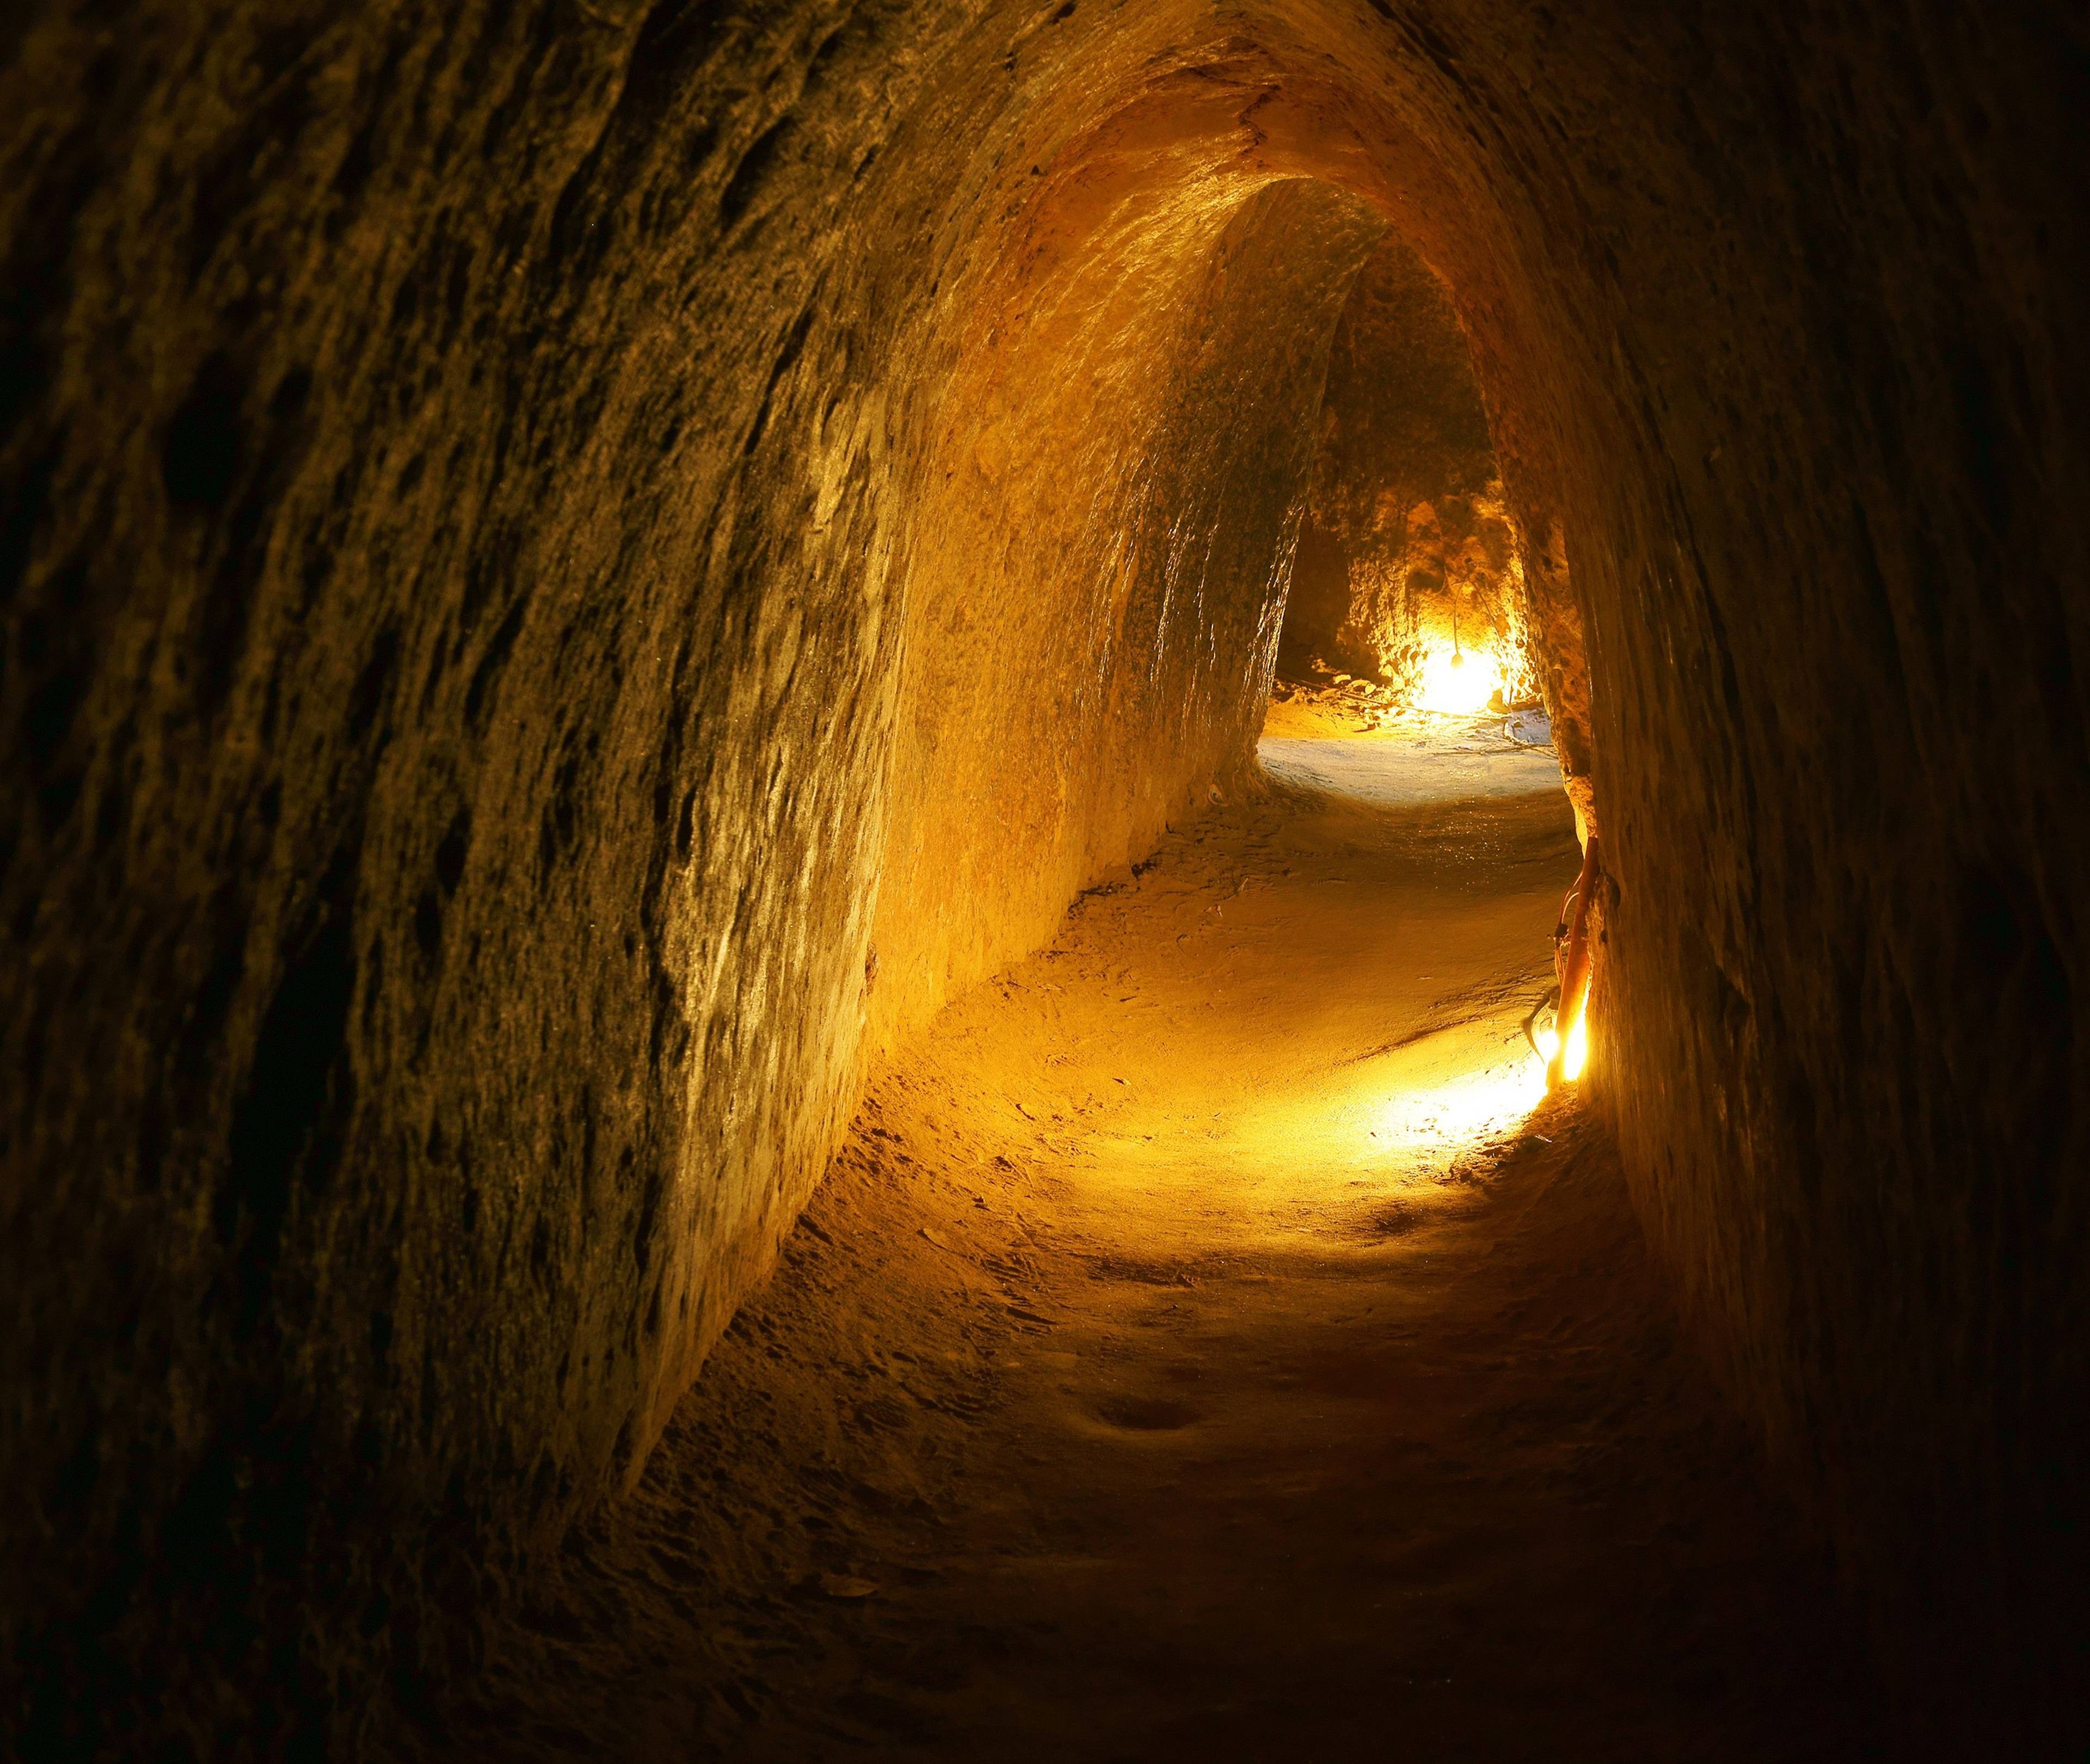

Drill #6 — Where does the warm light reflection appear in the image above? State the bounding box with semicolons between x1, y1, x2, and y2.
1372;1054;1546;1147
1533;1013;1590;1081
1415;641;1503;715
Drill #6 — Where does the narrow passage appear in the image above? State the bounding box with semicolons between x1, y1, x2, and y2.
434;737;1880;1761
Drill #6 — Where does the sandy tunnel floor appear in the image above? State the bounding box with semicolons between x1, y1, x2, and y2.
421;739;1883;1762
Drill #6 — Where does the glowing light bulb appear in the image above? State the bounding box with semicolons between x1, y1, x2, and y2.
1416;642;1503;715
1530;1012;1589;1081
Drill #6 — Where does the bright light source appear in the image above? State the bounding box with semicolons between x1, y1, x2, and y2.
1532;1012;1589;1081
1415;641;1503;715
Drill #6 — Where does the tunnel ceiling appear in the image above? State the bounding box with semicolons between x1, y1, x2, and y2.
3;0;2085;1753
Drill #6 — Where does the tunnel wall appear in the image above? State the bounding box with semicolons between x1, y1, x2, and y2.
1563;10;2090;1744
3;0;2086;1753
0;2;1380;1746
869;175;1381;1055
2;9;962;1743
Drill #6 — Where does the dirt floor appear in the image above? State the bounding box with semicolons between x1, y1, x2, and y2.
414;723;1884;1761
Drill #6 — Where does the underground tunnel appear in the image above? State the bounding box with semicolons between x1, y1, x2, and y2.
2;2;2086;1757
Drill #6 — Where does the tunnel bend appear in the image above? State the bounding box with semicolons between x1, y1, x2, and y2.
865;11;1591;1057
2;0;2083;1753
872;177;1387;1055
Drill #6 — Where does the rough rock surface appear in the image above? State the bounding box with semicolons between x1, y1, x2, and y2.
866;173;1383;1056
2;0;2085;1754
1276;231;1536;704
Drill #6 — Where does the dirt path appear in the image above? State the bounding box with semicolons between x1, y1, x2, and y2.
425;741;1882;1762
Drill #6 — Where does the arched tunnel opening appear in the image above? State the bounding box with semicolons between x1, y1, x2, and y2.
3;4;2085;1759
1268;226;1537;726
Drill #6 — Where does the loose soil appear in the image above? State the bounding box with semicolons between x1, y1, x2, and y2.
418;734;1882;1761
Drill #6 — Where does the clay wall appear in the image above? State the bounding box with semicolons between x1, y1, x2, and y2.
2;0;2084;1749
